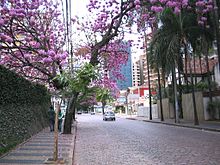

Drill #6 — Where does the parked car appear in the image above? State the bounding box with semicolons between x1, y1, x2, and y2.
77;111;82;115
103;111;116;121
91;112;95;115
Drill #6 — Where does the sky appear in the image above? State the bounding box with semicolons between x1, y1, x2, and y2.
71;0;90;16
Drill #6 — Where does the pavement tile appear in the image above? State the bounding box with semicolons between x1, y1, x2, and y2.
0;159;44;164
0;123;76;165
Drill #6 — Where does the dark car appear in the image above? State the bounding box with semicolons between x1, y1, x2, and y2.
103;111;116;121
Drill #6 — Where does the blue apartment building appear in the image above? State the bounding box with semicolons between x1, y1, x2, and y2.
116;43;132;90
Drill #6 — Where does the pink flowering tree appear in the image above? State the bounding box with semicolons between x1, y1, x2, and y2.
0;0;67;88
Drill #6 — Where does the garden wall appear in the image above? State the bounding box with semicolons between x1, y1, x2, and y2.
0;66;50;155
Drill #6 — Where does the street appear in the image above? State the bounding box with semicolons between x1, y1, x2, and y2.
74;114;220;165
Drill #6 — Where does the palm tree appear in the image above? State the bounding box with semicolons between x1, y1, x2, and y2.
149;30;173;122
149;8;211;124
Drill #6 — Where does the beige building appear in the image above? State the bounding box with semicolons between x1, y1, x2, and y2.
132;54;161;90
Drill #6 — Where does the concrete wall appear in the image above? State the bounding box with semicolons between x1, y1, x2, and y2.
203;96;220;120
137;105;158;119
182;92;204;121
138;92;220;121
157;98;175;119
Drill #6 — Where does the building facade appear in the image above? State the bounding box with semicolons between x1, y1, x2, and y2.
117;43;132;90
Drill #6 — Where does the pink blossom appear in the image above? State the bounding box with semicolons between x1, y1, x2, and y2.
151;6;163;13
174;7;181;14
48;50;56;57
0;19;5;26
150;0;158;3
196;1;205;7
5;36;13;43
201;17;207;21
43;57;53;63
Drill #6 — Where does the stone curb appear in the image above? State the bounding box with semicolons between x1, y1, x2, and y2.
126;118;220;133
71;121;77;165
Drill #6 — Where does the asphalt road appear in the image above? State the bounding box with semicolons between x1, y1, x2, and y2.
74;114;220;165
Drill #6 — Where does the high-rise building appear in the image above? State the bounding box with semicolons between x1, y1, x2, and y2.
116;43;132;90
132;32;162;90
132;56;141;86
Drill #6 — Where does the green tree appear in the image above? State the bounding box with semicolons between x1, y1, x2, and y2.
55;63;98;133
96;87;114;115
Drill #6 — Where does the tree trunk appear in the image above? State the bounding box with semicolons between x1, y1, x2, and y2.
189;54;199;125
102;101;106;115
183;41;199;125
172;65;180;123
157;66;164;121
177;55;183;118
184;55;189;91
171;67;177;122
193;52;197;84
145;33;152;120
199;55;203;80
63;92;79;134
205;46;214;119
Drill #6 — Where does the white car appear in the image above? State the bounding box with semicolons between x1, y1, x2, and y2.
103;111;116;121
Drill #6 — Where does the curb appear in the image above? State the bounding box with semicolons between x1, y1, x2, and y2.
126;118;220;133
71;120;78;165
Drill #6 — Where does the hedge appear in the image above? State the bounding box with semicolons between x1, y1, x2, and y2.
0;66;51;156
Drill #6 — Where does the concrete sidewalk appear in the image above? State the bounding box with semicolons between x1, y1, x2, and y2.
125;115;220;132
0;123;77;165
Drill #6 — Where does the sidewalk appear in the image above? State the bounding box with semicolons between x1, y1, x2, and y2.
0;123;77;165
124;115;220;132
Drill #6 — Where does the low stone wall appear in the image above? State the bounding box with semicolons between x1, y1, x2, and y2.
150;91;219;122
203;96;220;120
182;92;205;121
157;98;175;119
137;105;158;118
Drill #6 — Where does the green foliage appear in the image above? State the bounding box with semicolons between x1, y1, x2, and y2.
0;66;50;105
53;63;99;116
76;86;97;107
55;63;99;95
195;81;218;91
207;99;220;120
0;66;50;156
207;99;220;111
178;81;218;93
96;87;114;105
